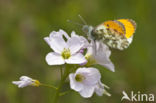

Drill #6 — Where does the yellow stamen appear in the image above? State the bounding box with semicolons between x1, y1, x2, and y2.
61;48;71;59
75;74;85;82
32;80;40;87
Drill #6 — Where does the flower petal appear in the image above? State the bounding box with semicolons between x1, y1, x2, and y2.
76;67;101;85
59;29;70;40
79;85;95;98
44;31;62;46
13;81;24;88
12;81;31;88
99;62;115;72
44;31;68;54
44;37;51;46
20;76;32;81
67;36;84;55
49;31;61;38
70;31;89;52
12;81;21;85
46;52;65;65
19;81;31;88
50;36;68;54
93;41;115;72
65;53;87;64
69;73;83;92
71;31;77;37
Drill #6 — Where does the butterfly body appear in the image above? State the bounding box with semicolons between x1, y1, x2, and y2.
82;19;136;50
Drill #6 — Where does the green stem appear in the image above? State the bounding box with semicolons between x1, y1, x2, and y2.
59;90;72;96
53;65;70;103
40;83;58;90
60;66;63;80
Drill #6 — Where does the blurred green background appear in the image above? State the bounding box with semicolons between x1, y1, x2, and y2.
0;0;156;103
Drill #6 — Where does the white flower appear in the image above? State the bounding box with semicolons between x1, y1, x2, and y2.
85;40;115;72
70;31;90;49
44;29;87;65
12;76;40;88
69;67;110;98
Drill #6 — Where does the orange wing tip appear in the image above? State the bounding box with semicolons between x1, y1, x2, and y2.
103;20;125;35
128;19;137;30
117;19;136;39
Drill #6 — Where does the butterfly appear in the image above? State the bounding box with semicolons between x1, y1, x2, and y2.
81;18;136;50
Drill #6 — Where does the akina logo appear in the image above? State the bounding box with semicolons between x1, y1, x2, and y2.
121;91;155;102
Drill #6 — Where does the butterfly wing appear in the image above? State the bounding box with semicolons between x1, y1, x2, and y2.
117;19;136;38
103;20;126;35
92;19;136;50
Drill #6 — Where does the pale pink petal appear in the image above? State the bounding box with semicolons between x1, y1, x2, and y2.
12;81;22;85
44;37;51;46
99;62;115;72
79;85;95;98
69;74;83;92
19;81;31;88
76;67;101;85
20;76;32;81
44;31;62;46
49;31;60;38
65;53;86;64
59;29;70;40
46;52;65;65
49;36;67;54
92;41;115;72
67;36;84;55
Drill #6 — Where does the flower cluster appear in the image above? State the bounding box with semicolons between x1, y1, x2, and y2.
44;29;114;98
12;29;114;99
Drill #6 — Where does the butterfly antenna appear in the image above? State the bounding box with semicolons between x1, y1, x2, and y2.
78;14;87;25
67;19;83;26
